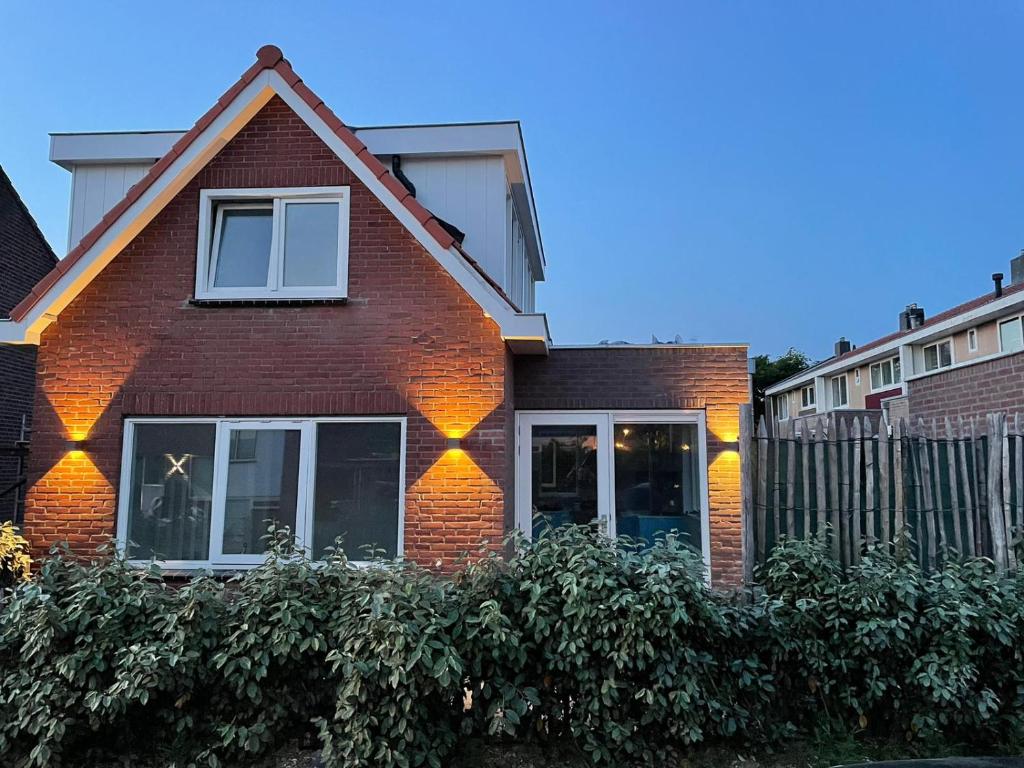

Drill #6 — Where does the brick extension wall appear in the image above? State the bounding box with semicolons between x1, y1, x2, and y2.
514;346;750;587
0;166;58;521
24;97;510;567
907;351;1024;423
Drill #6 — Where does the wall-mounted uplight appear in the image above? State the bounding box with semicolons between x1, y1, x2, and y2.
66;438;88;453
446;437;463;451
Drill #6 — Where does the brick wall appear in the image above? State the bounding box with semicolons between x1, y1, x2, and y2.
0;166;57;521
907;351;1024;423
24;97;510;567
514;345;750;587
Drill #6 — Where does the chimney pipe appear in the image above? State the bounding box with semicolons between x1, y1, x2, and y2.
993;272;1004;298
899;303;925;331
835;337;852;357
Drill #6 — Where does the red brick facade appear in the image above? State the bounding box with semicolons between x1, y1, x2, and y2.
907;351;1024;424
24;97;510;567
514;346;750;586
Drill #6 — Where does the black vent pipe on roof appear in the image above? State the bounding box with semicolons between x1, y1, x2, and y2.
993;272;1004;298
391;155;416;198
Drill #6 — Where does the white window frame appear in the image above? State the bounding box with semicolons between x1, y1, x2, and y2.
116;416;406;570
195;186;350;301
998;315;1024;353
869;356;901;393
776;395;789;421
830;374;849;408
922;337;954;372
514;410;711;577
800;385;815;410
967;327;979;353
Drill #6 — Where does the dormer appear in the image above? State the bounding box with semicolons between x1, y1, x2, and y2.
50;121;545;311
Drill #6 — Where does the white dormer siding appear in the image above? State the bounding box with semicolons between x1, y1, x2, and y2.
49;122;544;311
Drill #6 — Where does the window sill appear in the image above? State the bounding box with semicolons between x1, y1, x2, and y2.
188;297;349;308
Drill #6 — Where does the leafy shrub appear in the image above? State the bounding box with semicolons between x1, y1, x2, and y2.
0;521;31;590
1;526;1023;767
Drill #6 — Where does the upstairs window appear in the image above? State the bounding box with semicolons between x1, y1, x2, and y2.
830;374;848;408
923;339;953;372
869;356;901;391
801;384;815;409
196;187;349;300
999;317;1023;353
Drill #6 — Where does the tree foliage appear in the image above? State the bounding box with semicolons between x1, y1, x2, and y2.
751;348;812;420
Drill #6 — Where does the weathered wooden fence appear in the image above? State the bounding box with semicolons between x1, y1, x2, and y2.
739;406;1024;581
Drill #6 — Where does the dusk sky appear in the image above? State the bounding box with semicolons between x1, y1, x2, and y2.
3;1;1023;360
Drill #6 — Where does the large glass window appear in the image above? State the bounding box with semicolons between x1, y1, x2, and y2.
830;375;849;407
312;422;402;560
119;418;404;567
614;423;701;552
220;428;301;555
775;395;789;421
124;423;216;561
517;412;708;568
801;385;815;409
197;187;349;300
869;357;901;391
530;425;599;538
999;318;1023;353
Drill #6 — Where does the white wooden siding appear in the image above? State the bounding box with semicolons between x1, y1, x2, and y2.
398;156;509;292
67;163;150;250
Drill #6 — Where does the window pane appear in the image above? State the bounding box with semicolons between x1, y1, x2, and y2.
1000;319;1023;353
312;422;402;560
530;424;598;538
882;361;893;386
893;358;901;383
125;423;216;561
221;429;301;555
212;207;273;288
283;202;339;287
924;345;939;371
939;341;952;367
870;364;882;390
614;423;701;552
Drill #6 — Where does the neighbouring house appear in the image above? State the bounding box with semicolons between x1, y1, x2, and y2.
0;47;749;586
766;257;1024;434
0;165;58;522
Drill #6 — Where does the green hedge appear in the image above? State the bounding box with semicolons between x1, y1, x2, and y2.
1;528;1023;767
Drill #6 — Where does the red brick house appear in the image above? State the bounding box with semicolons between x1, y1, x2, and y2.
0;165;58;522
0;47;750;586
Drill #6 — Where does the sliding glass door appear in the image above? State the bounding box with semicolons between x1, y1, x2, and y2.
516;411;709;564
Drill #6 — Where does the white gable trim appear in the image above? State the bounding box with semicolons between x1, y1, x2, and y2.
0;69;549;351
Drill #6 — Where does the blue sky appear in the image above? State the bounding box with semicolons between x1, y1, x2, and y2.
2;1;1023;359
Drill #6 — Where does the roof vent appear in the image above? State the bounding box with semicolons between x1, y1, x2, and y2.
899;303;925;331
993;272;1004;299
835;337;852;356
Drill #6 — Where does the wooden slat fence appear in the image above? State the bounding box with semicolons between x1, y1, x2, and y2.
740;408;1024;579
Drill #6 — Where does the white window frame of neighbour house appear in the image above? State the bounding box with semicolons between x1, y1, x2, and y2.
998;315;1024;354
513;410;711;576
776;395;789;421
195;187;350;301
869;356;902;392
968;327;979;353
830;374;849;408
922;338;954;372
801;384;815;410
115;416;406;570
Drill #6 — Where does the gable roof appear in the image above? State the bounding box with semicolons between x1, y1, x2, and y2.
766;279;1024;395
0;164;58;314
0;45;548;350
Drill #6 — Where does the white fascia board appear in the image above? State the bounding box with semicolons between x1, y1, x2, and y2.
49;131;186;170
764;290;1024;396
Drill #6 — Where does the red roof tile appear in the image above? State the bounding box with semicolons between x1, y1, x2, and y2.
11;45;515;322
